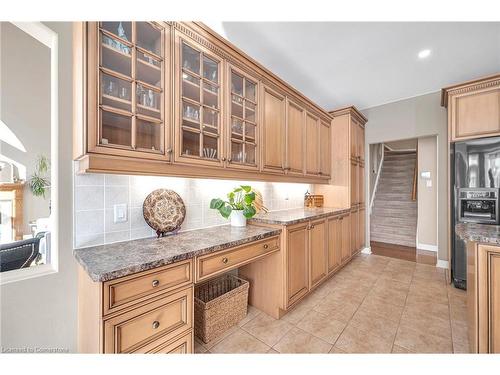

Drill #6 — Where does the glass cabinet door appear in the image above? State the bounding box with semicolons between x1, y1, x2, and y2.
179;41;221;162
229;68;258;168
98;22;166;156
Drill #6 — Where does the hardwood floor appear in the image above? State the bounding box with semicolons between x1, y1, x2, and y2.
371;241;437;265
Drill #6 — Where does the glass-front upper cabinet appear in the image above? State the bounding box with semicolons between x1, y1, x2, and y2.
228;67;259;169
177;38;222;165
96;22;170;159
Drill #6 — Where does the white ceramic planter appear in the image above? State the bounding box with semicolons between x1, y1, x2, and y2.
230;210;247;227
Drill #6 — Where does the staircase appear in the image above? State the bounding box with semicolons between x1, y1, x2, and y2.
370;151;417;248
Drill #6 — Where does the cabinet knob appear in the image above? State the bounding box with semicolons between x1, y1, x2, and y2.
166;148;172;154
222;257;228;264
310;225;315;229
228;158;232;162
318;172;323;175
152;321;160;329
263;244;269;249
152;279;160;288
221;157;226;161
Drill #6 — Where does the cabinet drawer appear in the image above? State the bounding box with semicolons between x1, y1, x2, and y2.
103;259;193;315
143;330;193;354
104;287;193;353
196;236;280;282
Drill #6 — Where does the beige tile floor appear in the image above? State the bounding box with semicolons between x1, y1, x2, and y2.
194;253;469;354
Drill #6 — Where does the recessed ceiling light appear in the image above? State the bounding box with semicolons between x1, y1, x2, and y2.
418;49;431;59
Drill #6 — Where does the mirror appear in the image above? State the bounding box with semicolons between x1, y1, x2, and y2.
0;22;57;278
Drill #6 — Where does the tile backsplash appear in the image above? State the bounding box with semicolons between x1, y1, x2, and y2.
73;163;310;248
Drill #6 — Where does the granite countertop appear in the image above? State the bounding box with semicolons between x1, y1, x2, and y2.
74;225;281;282
250;207;350;225
455;222;500;245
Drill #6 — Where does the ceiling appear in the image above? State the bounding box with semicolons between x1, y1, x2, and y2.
206;22;500;110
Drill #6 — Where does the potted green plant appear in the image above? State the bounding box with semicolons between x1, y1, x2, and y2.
28;155;50;198
209;185;257;227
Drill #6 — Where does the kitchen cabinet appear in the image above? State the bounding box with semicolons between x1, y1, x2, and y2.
227;65;260;170
314;106;367;209
319;120;331;178
261;84;286;174
74;22;332;184
350;206;359;257
309;218;328;289
327;215;342;273
174;33;223;167
305;112;320;176
76;22;171;161
467;242;500;353
341;213;351;262
286;222;310;307
285;98;305;175
442;74;500;142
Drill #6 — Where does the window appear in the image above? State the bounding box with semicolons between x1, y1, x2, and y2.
0;22;58;284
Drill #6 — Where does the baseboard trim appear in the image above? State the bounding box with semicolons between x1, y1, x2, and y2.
436;259;449;269
417;243;438;252
361;247;372;255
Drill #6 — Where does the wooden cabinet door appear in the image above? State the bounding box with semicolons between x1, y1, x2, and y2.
341;214;351;262
327;216;342;273
227;65;260;171
350;160;358;206
286;223;309;307
358;207;366;251
477;245;500;353
358;124;365;163
174;32;224;167
359;162;365;205
305;112;320;175
309;219;327;289
350;117;358;159
87;22;172;161
319;120;331;178
350;208;359;256
285;99;305;175
262;85;286;173
451;87;500;141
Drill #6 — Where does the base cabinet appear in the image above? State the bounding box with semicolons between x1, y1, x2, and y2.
309;219;328;289
286;223;310;307
468;243;500;353
327;216;342;272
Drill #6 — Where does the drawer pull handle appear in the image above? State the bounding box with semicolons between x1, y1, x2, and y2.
152;321;160;329
263;244;269;249
152;279;160;288
222;257;228;264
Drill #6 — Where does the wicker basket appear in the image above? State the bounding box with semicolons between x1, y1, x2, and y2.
194;274;249;343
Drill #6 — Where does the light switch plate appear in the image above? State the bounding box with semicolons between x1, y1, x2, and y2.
114;204;127;223
426;180;432;188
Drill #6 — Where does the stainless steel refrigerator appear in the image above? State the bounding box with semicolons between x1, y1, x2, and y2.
451;136;500;289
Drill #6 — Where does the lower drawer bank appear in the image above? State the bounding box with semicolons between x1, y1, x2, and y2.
77;235;281;353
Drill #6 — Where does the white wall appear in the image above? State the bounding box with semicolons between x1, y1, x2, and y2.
417;136;438;249
362;91;448;261
0;22;76;352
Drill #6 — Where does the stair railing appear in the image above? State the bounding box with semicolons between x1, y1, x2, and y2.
369;143;385;214
412;150;418;201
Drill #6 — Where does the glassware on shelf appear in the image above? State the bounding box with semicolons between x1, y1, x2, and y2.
119;86;129;101
117;22;128;41
136;84;159;110
102;34;130;55
183;104;200;121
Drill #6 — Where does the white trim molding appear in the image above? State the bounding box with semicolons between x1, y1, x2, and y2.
369;144;384;213
361;247;372;255
436;259;449;269
417;243;438;252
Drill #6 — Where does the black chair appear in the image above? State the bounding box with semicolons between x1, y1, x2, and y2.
0;237;41;272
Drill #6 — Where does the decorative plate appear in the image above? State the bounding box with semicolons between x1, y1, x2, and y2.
143;189;186;237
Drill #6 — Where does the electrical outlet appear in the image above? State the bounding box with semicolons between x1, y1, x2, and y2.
114;204;127;223
426;180;432;188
